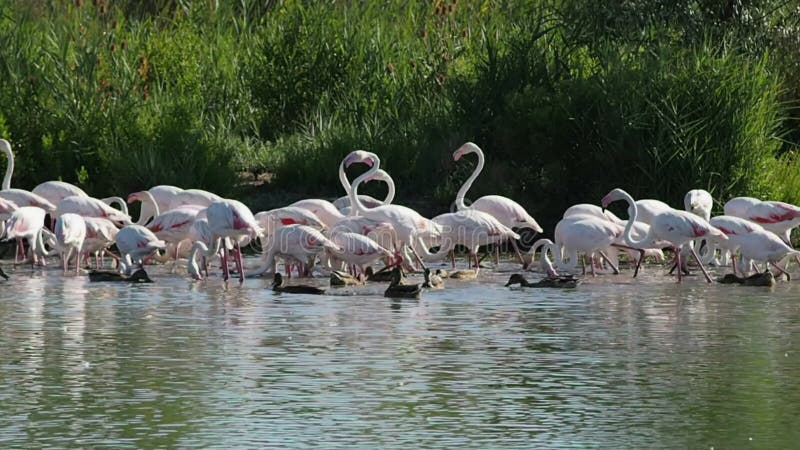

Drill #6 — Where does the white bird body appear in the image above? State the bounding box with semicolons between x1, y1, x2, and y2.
83;217;119;267
424;209;520;267
0;197;18;220
128;185;183;225
552;214;624;272
328;231;392;272
147;206;201;246
255;206;326;238
168;189;223;210
724;196;761;218
54;213;86;274
0;189;56;213
742;200;800;244
453;142;543;233
563;203;625;225
116;225;166;274
602;188;726;282
32;181;88;206
291;199;345;229
56;195;132;225
207;199;260;281
632;199;672;225
259;224;341;275
684;189;713;221
1;206;49;265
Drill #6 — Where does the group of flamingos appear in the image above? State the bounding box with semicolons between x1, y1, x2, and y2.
1;137;799;284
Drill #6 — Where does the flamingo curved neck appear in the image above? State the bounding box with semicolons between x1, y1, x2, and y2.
338;161;351;198
617;190;649;248
2;142;14;190
141;190;160;218
383;176;396;205
455;147;485;211
348;156;381;216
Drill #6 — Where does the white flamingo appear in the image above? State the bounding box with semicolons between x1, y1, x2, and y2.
56;195;132;225
258;224;340;276
345;151;440;268
707;215;763;276
54;213;86;274
207;199;261;282
0;139;57;213
116;225;166;274
82;217;119;269
332;150;389;211
32;181;88;206
602;188;727;282
128;185;183;225
1;206;49;266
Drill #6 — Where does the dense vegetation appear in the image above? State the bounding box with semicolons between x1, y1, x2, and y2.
1;0;799;230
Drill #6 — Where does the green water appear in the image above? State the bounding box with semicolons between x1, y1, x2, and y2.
0;261;799;448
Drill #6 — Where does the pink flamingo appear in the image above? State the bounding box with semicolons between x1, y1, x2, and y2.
706;215;764;276
1;206;49;266
602;188;727;282
551;214;627;276
724;197;762;218
207;199;261;282
255;206;327;237
147;206;203;262
0;139;56;213
56;195;131;225
128;185;183;225
345;151;441;268
82;217;119;269
54;213;86;274
258;224;340;277
328;231;392;275
736;228;800;279
332;150;390;211
115;225;166;274
452;142;542;264
425;209;520;270
32;181;88;206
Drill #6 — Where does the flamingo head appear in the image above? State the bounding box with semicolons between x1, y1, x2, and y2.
453;142;481;161
343;150;377;168
366;169;391;183
127;191;146;204
601;188;628;209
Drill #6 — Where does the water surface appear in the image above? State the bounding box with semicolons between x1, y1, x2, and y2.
1;260;799;448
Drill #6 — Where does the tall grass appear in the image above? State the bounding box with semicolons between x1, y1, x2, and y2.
0;0;797;229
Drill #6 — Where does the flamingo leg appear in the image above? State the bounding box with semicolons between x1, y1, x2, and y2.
770;261;791;281
590;255;596;277
511;240;524;266
674;247;682;283
407;244;427;271
598;251;620;274
494;245;500;265
220;248;230;281
235;242;245;283
689;247;713;283
731;254;738;277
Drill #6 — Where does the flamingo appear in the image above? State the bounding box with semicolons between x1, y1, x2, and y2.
0;206;49;266
328;231;393;275
706;215;764;276
169;189;223;210
741;200;800;244
82;217;119;268
529;238;565;278
683;189;716;265
290;199;345;230
147;205;203;261
255;206;326;238
206;199;261;282
0;197;18;219
115;225;166;274
32;181;88;206
128;185;183;225
422;209;521;270
452;142;542;264
550;214;626;276
335;168;396;215
724;196;762;218
258;224;340;276
56;195;132;225
0;139;57;213
332;150;390;211
601;188;727;282
345;151;441;268
54;213;86;274
736;228;800;279
187;241;217;280
563;203;625;225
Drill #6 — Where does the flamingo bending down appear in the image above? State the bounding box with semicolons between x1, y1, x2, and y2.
147;206;203;262
736;228;800;280
550;214;627;276
255;206;327;238
529;238;565;278
328;231;393;275
207;199;261;283
601;188;727;282
563;204;625;225
0;206;49;266
116;225;167;274
83;217;119;269
345;151;441;269
32;181;88;206
56;195;132;225
423;209;521;270
706;215;763;276
682;189;716;265
54;213;86;274
258;224;341;276
291;199;345;230
724;197;762;218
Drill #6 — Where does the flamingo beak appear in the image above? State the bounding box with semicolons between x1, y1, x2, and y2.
452;149;463;161
127;192;141;203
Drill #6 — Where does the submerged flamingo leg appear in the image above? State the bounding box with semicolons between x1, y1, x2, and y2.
511;240;524;266
236;242;245;283
220;248;230;281
770;261;791;281
690;247;713;283
675;247;683;283
598;251;620;274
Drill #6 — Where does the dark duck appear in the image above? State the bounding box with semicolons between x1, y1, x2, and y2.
272;272;326;295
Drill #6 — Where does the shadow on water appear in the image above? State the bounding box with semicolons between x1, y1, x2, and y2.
0;258;799;448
